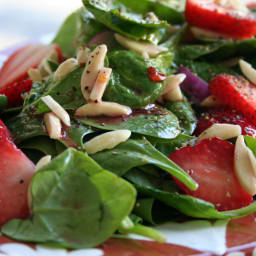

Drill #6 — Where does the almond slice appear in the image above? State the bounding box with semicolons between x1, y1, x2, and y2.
75;102;132;117
42;96;71;126
163;74;186;102
35;155;52;172
54;58;78;82
114;33;167;58
197;123;241;142
239;59;256;85
28;68;42;82
89;68;112;102
77;47;91;65
85;130;131;154
81;45;107;100
200;95;221;107
44;112;62;139
234;135;256;195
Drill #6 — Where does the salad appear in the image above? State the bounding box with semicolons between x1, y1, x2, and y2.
1;0;256;254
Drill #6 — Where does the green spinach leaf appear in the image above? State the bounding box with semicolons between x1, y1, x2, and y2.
91;138;197;190
2;148;136;248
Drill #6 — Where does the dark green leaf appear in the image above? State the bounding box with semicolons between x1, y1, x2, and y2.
83;0;169;42
2;148;136;248
91;138;197;190
244;135;256;157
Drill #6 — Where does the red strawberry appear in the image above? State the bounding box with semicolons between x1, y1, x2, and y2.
0;120;35;226
209;74;256;126
194;108;256;137
0;44;62;106
0;79;33;107
169;138;253;211
185;0;256;39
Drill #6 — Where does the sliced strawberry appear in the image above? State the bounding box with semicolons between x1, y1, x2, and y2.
194;108;256;137
169;138;253;211
0;43;61;91
209;74;256;126
0;79;33;107
0;120;35;226
185;0;256;39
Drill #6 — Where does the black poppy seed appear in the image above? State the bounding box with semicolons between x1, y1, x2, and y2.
20;179;24;184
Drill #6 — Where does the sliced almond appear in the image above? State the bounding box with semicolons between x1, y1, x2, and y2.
239;59;256;85
89;68;112;102
81;45;107;100
234;135;256;195
41;95;71;126
248;148;256;177
44;112;62;139
77;47;91;65
85;130;131;154
114;33;167;58
162;74;186;102
197;123;241;142
35;155;52;172
54;58;78;82
190;26;229;39
28;68;42;82
200;95;221;107
75;101;132;117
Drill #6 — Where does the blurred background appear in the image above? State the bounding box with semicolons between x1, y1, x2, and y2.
0;0;82;50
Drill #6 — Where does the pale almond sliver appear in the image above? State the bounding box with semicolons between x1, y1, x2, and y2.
89;67;112;102
85;130;131;154
54;58;78;82
44;112;62;139
42;96;70;126
239;59;256;85
35;155;52;172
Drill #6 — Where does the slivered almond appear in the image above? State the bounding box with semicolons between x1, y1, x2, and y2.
190;26;228;39
201;95;221;107
39;49;59;77
89;68;112;102
77;47;91;65
75;101;132;117
41;95;71;126
81;45;107;100
114;33;167;58
239;59;256;85
44;112;62;139
162;74;186;102
197;123;241;142
234;135;256;195
35;155;52;172
248;148;256;176
54;58;78;81
85;130;131;154
28;68;42;82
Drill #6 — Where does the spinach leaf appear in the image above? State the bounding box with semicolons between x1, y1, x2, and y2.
150;133;194;156
104;50;173;108
177;38;256;61
244;135;256;156
78;105;180;139
2;148;136;248
125;168;256;219
53;7;106;57
165;98;197;135
83;0;169;42
91;138;198;190
116;0;185;24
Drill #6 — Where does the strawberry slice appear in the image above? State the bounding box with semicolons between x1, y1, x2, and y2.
185;0;256;39
0;79;33;107
194;108;256;137
169;138;253;211
0;120;35;226
0;44;62;106
209;74;256;126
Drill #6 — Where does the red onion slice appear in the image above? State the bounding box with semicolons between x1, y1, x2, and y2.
177;66;210;102
87;31;114;47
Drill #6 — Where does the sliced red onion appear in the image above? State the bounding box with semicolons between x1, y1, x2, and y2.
177;66;210;102
87;31;114;47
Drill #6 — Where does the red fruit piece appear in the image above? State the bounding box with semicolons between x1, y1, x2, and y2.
169;138;253;211
194;108;256;137
0;120;35;226
209;74;256;126
0;79;33;107
185;0;256;39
